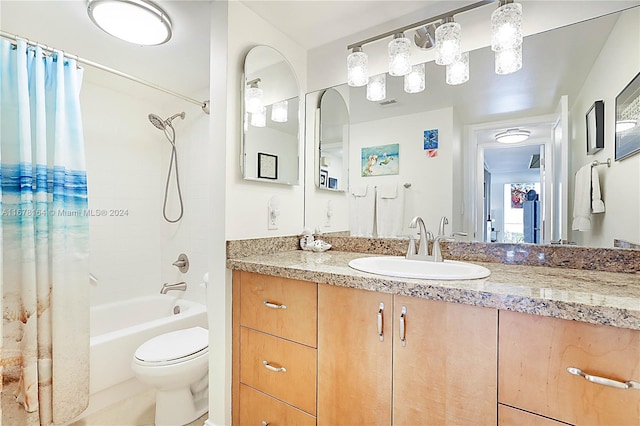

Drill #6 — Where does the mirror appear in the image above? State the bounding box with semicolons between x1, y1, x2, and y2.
242;46;300;185
318;88;349;191
306;7;640;249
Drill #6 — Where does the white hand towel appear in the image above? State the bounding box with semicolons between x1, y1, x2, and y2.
349;185;375;237
376;184;404;238
572;164;592;231
591;166;605;214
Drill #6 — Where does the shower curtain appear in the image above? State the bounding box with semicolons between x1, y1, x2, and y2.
0;39;89;425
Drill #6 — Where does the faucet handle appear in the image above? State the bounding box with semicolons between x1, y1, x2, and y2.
406;235;416;257
450;231;467;239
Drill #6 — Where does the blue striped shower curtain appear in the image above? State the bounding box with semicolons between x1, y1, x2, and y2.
0;39;89;425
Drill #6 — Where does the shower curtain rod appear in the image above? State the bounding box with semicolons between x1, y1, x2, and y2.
0;30;210;114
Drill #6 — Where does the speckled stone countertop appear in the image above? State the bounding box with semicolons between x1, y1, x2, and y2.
227;250;640;331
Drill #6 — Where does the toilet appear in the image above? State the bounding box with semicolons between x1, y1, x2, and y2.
132;326;209;426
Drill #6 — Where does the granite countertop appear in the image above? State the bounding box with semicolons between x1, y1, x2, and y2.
227;250;640;331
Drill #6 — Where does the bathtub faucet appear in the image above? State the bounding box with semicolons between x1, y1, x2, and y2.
160;281;187;294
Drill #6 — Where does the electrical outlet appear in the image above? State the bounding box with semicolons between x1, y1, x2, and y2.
268;206;278;230
324;200;333;227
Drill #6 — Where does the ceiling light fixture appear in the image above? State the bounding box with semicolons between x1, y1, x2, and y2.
495;128;530;144
87;0;172;45
347;46;369;87
245;78;263;114
616;119;637;133
345;1;524;100
388;33;412;76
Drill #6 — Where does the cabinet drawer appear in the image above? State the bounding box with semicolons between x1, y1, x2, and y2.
499;310;640;425
498;404;567;426
240;327;317;415
240;271;317;347
239;384;316;426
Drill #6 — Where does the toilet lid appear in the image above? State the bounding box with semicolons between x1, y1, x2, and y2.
135;326;208;363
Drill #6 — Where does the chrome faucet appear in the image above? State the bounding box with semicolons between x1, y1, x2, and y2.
432;231;468;262
438;216;449;236
407;216;434;260
160;281;187;294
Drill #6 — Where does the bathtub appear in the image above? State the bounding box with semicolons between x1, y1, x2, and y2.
89;295;207;397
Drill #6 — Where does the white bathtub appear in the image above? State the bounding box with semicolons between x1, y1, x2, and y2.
89;295;208;396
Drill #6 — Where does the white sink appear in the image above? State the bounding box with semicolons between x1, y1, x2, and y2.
348;256;490;280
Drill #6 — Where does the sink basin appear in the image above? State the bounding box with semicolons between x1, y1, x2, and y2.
348;256;490;280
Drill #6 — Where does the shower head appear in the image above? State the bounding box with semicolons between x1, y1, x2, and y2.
148;112;186;130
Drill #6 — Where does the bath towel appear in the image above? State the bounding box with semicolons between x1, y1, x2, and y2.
349;185;375;237
572;164;605;231
376;184;404;238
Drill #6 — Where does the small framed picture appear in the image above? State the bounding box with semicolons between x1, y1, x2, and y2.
586;100;604;155
328;177;338;189
319;169;328;188
257;152;278;179
615;72;640;161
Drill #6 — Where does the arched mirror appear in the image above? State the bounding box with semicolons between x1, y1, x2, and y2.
318;88;349;191
242;46;300;185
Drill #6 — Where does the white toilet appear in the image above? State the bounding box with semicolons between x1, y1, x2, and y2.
132;326;209;426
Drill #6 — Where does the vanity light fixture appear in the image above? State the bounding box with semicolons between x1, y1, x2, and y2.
347;47;369;87
87;0;172;45
345;1;524;100
271;100;288;123
388;33;412;76
404;63;426;93
245;78;263;115
250;106;266;128
367;74;387;102
435;18;461;66
446;51;469;85
495;128;530;144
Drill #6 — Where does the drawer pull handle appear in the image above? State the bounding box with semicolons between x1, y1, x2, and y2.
261;422;269;426
399;306;407;347
377;302;385;342
263;300;287;310
263;360;287;373
567;367;640;389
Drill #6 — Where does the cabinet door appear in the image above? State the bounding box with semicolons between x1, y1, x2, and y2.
498;404;566;426
239;384;316;426
318;284;393;425
393;296;497;425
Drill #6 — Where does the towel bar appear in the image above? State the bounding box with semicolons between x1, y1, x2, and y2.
591;158;611;168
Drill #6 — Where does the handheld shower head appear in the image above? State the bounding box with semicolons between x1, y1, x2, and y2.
148;112;186;130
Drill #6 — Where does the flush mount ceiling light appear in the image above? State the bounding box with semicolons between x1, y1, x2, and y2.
388;33;412;76
495;128;531;144
87;0;172;45
616;119;637;133
347;47;368;87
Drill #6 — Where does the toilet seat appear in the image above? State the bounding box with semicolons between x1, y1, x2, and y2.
134;326;209;366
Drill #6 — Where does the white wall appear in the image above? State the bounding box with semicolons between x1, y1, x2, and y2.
349;108;454;236
569;8;640;247
225;1;307;240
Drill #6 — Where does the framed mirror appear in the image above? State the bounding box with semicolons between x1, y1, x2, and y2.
318;88;349;191
242;46;300;185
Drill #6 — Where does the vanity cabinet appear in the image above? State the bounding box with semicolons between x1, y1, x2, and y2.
499;310;640;425
233;271;318;426
498;404;567;425
317;284;498;425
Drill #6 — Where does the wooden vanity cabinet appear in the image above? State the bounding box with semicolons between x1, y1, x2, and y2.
317;285;498;425
499;310;640;425
233;271;318;426
498;404;568;426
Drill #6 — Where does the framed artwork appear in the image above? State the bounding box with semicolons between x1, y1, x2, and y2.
586;100;604;155
320;169;328;188
328;177;338;189
361;143;399;176
257;152;278;179
615;72;640;161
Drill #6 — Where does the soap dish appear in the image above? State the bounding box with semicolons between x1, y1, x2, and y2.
312;240;332;252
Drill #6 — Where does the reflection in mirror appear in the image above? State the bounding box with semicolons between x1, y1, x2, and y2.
242;46;300;185
318;88;349;191
304;7;640;249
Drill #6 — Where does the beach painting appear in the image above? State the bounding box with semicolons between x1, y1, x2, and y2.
361;143;399;176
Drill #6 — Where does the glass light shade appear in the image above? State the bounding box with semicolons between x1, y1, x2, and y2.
491;2;523;52
250;107;266;127
446;52;469;85
271;100;288;123
367;74;386;102
495;128;530;144
245;86;263;114
388;35;412;76
404;63;426;93
435;21;461;66
87;0;172;45
495;44;522;75
347;49;369;87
